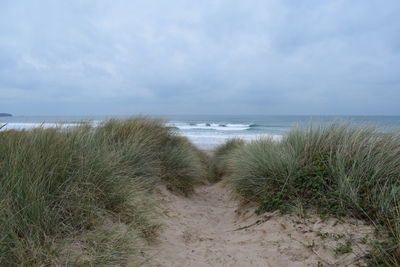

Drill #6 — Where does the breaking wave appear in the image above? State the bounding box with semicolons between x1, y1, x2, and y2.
167;122;260;132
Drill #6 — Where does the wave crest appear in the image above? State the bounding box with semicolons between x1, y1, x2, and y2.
167;122;254;131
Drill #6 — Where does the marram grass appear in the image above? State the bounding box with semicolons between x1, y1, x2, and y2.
224;122;400;265
0;117;209;266
211;138;245;182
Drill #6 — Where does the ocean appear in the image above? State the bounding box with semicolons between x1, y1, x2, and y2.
1;115;400;149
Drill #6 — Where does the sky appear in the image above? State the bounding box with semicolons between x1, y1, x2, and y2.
0;0;400;116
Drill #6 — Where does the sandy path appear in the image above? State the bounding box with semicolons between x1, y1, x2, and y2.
147;183;374;267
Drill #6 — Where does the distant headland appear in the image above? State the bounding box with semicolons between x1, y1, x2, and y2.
0;113;12;117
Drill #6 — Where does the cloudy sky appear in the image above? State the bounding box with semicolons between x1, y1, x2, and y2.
1;0;399;115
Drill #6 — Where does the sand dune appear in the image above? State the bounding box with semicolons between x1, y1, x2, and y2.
146;183;375;267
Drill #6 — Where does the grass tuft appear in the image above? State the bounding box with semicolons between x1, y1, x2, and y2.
0;117;210;266
225;122;400;265
211;138;245;182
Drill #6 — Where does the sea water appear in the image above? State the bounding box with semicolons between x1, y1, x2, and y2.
1;115;400;149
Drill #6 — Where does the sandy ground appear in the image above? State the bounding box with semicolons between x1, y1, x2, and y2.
146;183;375;267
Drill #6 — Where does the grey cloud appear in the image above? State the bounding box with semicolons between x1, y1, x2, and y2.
0;0;399;115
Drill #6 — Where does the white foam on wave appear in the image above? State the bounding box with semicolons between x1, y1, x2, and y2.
166;121;283;149
167;122;251;131
0;122;98;130
182;132;283;150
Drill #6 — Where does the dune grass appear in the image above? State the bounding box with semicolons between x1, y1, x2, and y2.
224;122;400;265
0;117;209;266
210;138;245;182
99;118;207;195
160;135;208;195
